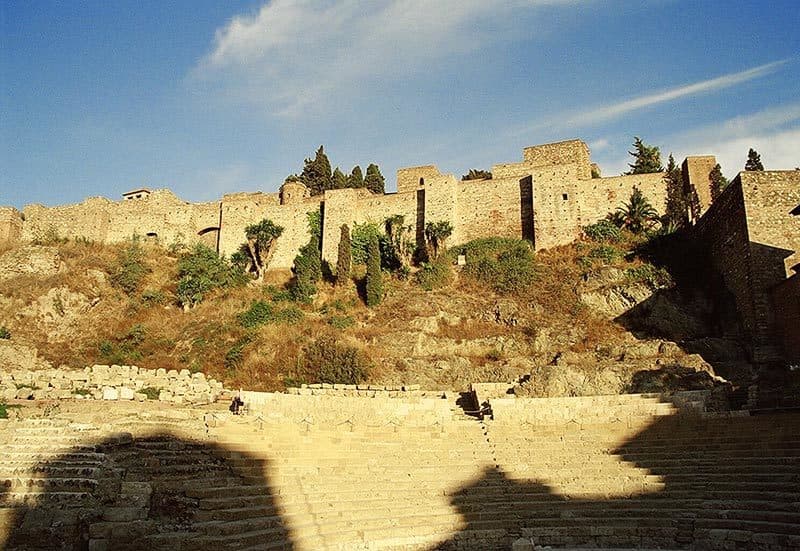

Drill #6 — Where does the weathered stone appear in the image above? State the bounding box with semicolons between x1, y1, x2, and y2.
102;386;119;400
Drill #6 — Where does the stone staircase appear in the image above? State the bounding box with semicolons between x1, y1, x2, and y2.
0;393;798;550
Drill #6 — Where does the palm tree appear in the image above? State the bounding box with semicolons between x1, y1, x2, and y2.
616;187;659;234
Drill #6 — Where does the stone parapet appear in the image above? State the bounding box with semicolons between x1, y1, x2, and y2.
0;365;228;405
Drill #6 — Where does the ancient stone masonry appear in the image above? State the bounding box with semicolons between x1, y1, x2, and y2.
695;170;800;363
2;139;716;269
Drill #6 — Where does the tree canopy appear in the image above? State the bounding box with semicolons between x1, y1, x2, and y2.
709;163;729;200
745;148;764;171
625;137;663;175
461;169;492;181
615;187;659;233
364;163;386;194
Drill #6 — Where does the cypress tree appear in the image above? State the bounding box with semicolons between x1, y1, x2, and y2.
300;146;333;195
332;167;347;189
364;164;385;194
625;137;663;175
745;148;764;171
336;224;351;286
709;163;729;201
347;166;364;189
664;154;688;228
365;233;382;307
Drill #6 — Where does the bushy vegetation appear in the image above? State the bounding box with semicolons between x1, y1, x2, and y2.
224;335;252;371
461;169;492;181
0;402;7;419
0;326;10;339
416;256;452;291
299;336;370;385
351;222;382;264
237;300;304;328
583;219;621;243
241;218;284;280
98;323;147;365
110;239;149;295
424;221;453;260
458;238;536;294
176;244;248;308
625;264;673;287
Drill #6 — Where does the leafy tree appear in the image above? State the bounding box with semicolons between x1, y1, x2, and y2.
364;163;385;194
745;148;764;171
590;164;601;179
615;187;659;233
300;146;333;195
350;222;382;264
336;224;352;286
626;137;663;175
332;167;347;189
244;218;284;280
664;154;689;228
709;163;729;201
290;211;322;302
461;169;492;181
110;239;149;295
347;165;364;188
424;221;453;260
176;244;248;308
384;214;415;270
365;234;382;307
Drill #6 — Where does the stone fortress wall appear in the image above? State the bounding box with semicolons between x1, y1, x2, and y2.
1;139;696;270
2;139;798;363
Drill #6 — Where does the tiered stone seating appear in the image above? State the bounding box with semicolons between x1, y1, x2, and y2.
1;392;799;550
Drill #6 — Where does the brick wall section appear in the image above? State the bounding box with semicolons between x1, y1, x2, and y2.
682;156;717;212
523;139;592;180
694;179;754;348
396;165;442;194
772;272;800;363
0;207;23;246
218;191;320;269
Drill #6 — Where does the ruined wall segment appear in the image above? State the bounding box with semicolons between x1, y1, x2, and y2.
682;156;717;213
524;139;592;180
396;166;442;195
0;207;24;247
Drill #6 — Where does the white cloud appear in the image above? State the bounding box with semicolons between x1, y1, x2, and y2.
195;0;580;117
563;60;788;128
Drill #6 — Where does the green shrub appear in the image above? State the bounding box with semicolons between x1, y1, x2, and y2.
302;336;370;385
176;244;248;308
625;264;673;287
416;257;452;291
459;238;536;294
238;300;304;328
588;245;621;264
98;324;147;364
140;387;160;400
351;222;382;264
0;326;10;339
327;315;355;330
583;219;622;243
141;289;167;306
0;402;7;419
110;240;150;295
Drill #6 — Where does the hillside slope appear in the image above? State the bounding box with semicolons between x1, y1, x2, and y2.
0;232;745;396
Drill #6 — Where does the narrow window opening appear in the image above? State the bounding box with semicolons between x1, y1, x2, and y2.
562;193;568;201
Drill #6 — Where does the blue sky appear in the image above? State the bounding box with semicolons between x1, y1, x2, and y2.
2;0;799;208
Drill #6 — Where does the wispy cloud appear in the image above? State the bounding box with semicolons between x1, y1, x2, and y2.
511;60;789;138
193;0;581;117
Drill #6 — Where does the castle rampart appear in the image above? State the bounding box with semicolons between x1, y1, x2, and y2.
0;207;24;246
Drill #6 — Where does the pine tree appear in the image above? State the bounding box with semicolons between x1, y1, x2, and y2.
347;166;364;188
364;164;385;195
664;154;689;228
625;137;663;175
332;167;347;189
745;148;764;171
300;146;333;195
709;163;729;201
365;234;382;307
336;224;351;286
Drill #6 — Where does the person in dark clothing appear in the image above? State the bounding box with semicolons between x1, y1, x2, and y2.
229;394;244;415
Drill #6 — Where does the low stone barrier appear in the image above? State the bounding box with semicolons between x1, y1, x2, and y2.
284;383;443;398
0;365;229;405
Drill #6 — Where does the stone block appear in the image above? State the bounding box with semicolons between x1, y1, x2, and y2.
156;368;166;377
102;386;119;400
179;369;190;378
119;387;135;400
102;507;146;522
134;392;147;402
88;539;108;551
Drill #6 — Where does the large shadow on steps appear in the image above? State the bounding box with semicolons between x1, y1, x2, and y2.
0;432;294;551
431;411;800;550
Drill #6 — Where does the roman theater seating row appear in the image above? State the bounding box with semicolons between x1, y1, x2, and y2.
1;393;799;550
